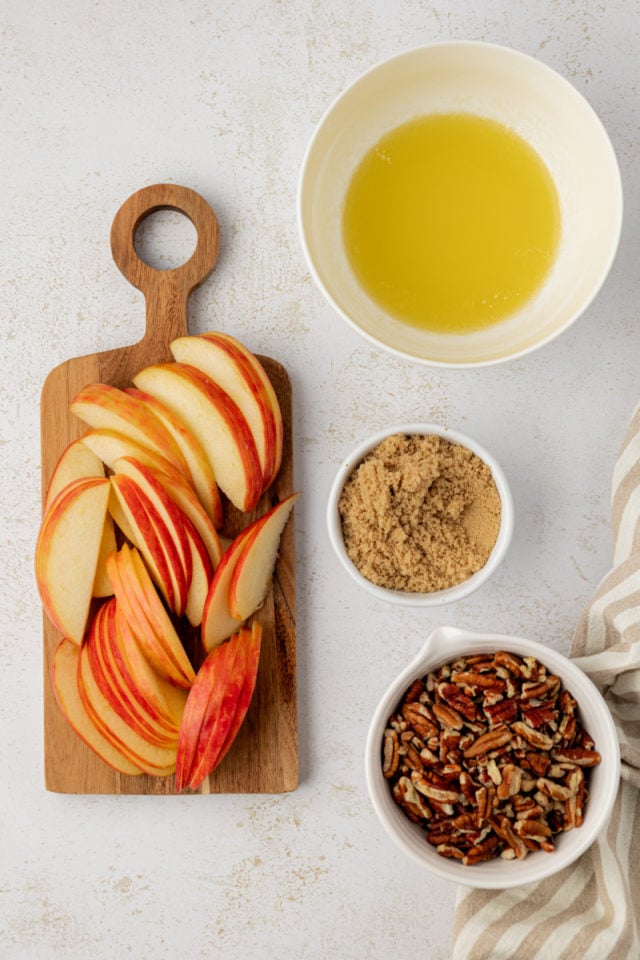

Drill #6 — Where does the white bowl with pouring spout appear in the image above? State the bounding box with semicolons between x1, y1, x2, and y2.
365;625;620;888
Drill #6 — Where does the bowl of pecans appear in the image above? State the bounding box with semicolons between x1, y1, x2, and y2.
365;626;620;888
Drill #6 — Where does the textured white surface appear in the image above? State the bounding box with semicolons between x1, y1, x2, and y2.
1;2;638;958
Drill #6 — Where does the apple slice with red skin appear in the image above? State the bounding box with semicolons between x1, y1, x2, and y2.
133;362;263;513
201;494;299;649
36;476;111;645
109;459;193;611
170;334;278;491
175;627;243;791
92;519;117;598
109;474;187;615
43;438;117;599
82;428;184;482
70;382;188;475
183;518;214;627
77;615;179;775
202;331;284;487
51;637;143;776
107;545;195;689
111;454;221;568
86;601;178;747
210;622;262;775
228;493;299;620
201;526;256;651
99;596;184;735
44;438;106;509
176;622;262;791
83;434;222;567
125;387;222;528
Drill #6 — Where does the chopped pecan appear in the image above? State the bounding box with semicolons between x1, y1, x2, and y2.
403;679;424;704
463;724;512;758
536;776;572;802
438;682;478;721
520;676;561;701
520;699;558;729
484;697;518;726
511;721;554;751
410;770;459;805
522;751;550;777
433;702;464;730
451;671;506;692
463;835;500;865
401;702;438;740
392;776;432;821
437;843;466;860
551;747;601;767
382;729;400;779
496;764;522;800
493;651;528;676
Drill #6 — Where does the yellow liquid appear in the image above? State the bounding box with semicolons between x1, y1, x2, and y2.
342;113;561;334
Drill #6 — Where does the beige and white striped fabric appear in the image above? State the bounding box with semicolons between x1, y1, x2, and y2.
452;402;640;960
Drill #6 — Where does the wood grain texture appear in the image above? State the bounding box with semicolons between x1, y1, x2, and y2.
40;184;298;795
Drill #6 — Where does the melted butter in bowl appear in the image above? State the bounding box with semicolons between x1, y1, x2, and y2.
342;113;561;335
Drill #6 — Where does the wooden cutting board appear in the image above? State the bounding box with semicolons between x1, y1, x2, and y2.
40;184;297;794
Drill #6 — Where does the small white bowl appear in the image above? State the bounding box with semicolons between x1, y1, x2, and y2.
327;424;514;606
365;625;620;888
298;42;623;366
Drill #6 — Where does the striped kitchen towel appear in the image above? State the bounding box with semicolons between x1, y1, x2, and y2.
452;402;640;960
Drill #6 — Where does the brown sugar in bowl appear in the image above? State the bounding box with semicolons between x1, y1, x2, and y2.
326;424;513;606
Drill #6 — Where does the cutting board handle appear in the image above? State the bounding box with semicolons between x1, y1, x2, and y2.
110;183;220;351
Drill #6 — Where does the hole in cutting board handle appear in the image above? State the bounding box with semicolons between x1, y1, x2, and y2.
134;209;198;271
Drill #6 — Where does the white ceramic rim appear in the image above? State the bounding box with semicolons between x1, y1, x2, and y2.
326;423;514;606
297;40;623;368
364;625;621;888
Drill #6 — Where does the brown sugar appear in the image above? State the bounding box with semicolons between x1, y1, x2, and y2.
337;434;502;593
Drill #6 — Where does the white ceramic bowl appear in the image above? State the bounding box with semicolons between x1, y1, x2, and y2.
327;423;513;606
298;42;622;367
365;625;620;888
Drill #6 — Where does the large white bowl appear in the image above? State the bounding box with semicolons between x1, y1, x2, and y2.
298;42;623;366
365;625;620;888
327;423;514;606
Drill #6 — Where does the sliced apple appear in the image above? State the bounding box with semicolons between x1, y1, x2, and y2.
86;601;178;747
92;518;118;598
99;596;184;734
81;428;181;479
107;545;195;689
109;459;192;604
109;452;222;569
201;527;256;651
44;438;106;510
36;476;111;644
170;334;278;490
183;519;214;627
51;637;143;776
70;382;188;475
204;331;284;487
77;631;178;776
125;387;223;528
133;362;263;512
228;493;299;620
109;474;187;615
43;439;117;599
175;632;240;791
176;622;262;791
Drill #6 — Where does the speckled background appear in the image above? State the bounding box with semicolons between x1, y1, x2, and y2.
1;2;638;957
